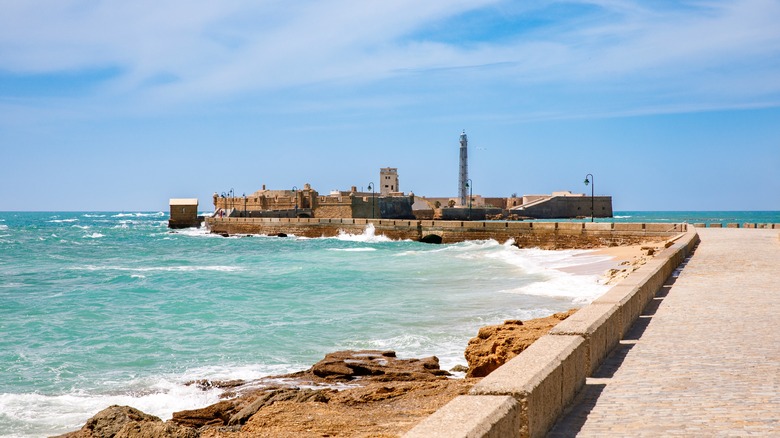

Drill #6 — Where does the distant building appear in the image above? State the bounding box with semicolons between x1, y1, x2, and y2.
212;180;414;220
168;198;202;228
380;167;399;196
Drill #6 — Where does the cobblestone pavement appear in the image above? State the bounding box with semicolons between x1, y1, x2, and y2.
549;228;780;437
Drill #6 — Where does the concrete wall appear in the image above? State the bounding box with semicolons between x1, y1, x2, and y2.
404;229;700;438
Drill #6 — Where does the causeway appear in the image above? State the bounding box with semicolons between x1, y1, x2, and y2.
549;228;780;436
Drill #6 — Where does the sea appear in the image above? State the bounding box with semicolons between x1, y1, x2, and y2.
0;211;777;437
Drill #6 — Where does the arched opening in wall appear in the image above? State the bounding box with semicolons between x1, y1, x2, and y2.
297;213;311;218
419;234;443;244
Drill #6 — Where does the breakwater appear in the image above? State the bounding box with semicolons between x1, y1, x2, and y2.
205;217;685;247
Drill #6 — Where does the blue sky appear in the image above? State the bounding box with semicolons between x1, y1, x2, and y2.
1;0;779;211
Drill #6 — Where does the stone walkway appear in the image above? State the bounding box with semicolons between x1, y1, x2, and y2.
549;228;780;437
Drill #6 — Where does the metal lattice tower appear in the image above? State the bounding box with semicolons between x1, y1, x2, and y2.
458;130;468;206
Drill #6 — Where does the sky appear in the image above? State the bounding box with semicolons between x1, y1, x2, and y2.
1;0;779;211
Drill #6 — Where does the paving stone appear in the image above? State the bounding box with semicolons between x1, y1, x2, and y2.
549;229;780;436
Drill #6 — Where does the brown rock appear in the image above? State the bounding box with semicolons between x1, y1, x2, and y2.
56;405;197;438
464;309;577;377
307;350;450;382
171;400;238;429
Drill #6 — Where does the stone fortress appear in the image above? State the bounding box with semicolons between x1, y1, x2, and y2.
169;131;612;228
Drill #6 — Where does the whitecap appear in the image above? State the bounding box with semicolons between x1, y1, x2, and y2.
74;265;243;273
83;233;104;239
72;225;90;230
48;218;78;223
332;224;391;243
82;214;106;218
0;224;9;231
112;212;165;218
327;248;377;252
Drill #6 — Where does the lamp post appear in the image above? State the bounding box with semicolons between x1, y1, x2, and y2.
584;174;594;222
292;186;298;218
465;179;472;220
367;182;375;219
242;193;247;217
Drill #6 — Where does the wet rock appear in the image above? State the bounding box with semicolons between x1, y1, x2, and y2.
185;379;246;391
450;364;469;373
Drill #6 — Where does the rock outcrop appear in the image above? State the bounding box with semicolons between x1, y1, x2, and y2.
464;309;577;377
56;405;197;438
305;349;451;381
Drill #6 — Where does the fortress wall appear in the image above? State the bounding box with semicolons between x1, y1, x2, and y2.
205;218;683;247
517;196;613;219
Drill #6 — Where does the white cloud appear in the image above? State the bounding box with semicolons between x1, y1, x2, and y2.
1;0;779;116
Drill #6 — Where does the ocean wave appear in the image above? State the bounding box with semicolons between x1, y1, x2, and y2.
332;224;392;243
327;247;377;252
72;225;90;230
112;212;165;218
0;378;221;438
74;265;243;273
503;272;608;305
0;224;8;231
613;215;632;219
170;227;213;238
82;214;106;218
48;218;79;223
82;233;104;239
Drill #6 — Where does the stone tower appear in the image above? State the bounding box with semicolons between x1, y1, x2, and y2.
458;130;468;206
380;167;399;195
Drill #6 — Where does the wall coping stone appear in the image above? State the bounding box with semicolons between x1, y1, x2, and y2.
404;395;520;438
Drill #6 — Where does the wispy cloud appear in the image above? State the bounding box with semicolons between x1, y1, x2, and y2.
1;0;779;118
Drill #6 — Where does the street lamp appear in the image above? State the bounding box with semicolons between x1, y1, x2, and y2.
292;186;298;218
242;193;247;217
584;174;594;222
465;179;473;220
367;182;375;219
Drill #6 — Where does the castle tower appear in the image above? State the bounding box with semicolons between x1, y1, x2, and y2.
458;130;468;206
380;167;399;195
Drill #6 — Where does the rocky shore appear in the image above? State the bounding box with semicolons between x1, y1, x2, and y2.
56;312;580;438
58;243;660;438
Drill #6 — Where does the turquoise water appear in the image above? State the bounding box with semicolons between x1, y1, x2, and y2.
555;210;780;224
0;212;616;437
1;211;776;436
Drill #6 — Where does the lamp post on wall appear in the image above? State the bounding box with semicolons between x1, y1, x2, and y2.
242;193;247;218
465;179;473;220
584;174;594;222
292;186;298;218
367;182;375;219
220;192;226;218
